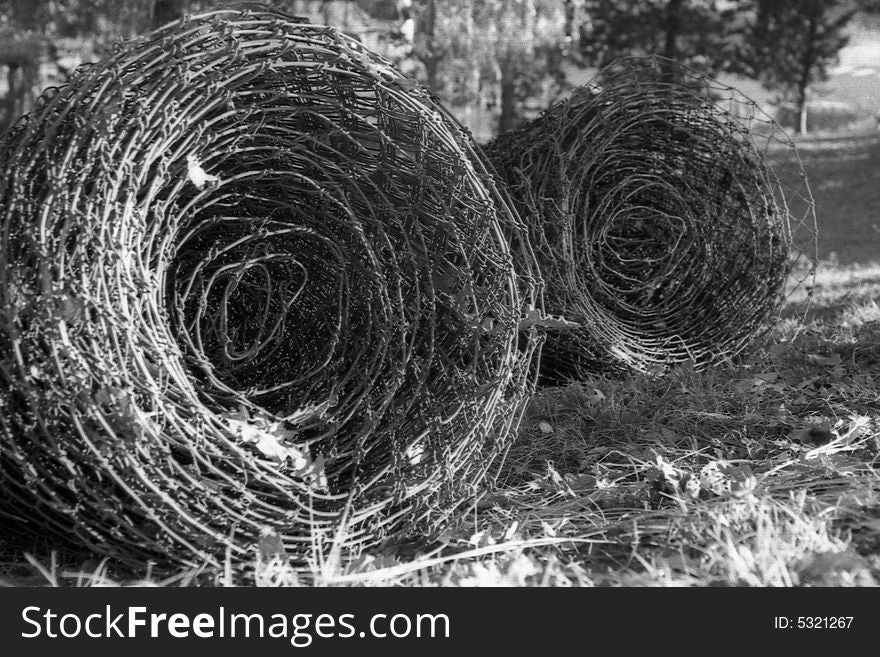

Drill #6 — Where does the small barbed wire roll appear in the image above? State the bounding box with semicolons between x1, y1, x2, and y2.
0;6;541;568
484;56;817;381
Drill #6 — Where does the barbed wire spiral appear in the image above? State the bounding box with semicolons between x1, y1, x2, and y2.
0;7;542;568
484;56;817;381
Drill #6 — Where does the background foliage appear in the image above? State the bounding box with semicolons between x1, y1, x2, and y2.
2;0;880;137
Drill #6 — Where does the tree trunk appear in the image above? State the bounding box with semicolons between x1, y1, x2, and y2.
497;53;518;133
3;5;45;132
415;0;441;92
795;7;820;135
657;0;684;81
662;0;684;61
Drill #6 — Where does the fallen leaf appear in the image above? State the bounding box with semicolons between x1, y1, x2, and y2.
281;398;334;425
186;154;220;189
405;441;426;466
789;425;836;446
467;530;495;548
540;521;557;538
298;454;328;491
567;474;597;491
502;521;520;542
684;475;701;498
806;352;842;367
395;77;420;92
256;527;286;560
226;409;328;490
518;307;581;331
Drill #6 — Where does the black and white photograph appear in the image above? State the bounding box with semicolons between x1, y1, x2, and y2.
0;0;877;642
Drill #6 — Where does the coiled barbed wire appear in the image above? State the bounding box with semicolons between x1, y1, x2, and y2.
0;7;542;568
484;56;817;381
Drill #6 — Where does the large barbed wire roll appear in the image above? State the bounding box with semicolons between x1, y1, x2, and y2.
0;7;541;568
484;56;816;381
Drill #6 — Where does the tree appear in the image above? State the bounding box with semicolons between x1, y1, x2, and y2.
855;0;880;12
737;0;856;134
411;0;442;92
578;0;735;74
0;1;162;132
408;0;578;134
0;1;49;132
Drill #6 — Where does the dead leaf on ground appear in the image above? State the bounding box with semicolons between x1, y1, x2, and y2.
789;425;836;446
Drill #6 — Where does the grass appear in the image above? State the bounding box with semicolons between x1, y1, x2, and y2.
794;132;880;265
4;135;880;588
